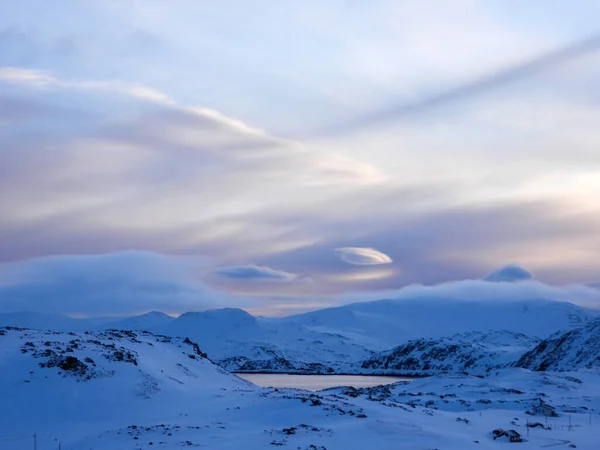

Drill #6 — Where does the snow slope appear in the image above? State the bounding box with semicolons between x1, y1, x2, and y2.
2;326;600;449
0;327;251;427
361;331;540;376
514;318;600;371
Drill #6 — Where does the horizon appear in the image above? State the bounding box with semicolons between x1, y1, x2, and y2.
1;1;600;316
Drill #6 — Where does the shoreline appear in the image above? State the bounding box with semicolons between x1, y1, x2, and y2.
231;371;430;378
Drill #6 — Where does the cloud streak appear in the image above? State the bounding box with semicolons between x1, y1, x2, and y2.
212;265;297;282
315;32;600;136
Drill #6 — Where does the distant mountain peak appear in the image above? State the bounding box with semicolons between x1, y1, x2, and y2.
484;264;534;283
180;308;253;320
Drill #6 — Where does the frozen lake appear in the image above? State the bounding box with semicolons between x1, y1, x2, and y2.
234;373;412;391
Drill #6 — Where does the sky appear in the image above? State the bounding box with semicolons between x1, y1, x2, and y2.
1;1;600;316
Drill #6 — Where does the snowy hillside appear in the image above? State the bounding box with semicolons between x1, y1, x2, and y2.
514;318;600;371
0;326;257;448
0;326;251;427
3;326;600;449
361;331;540;376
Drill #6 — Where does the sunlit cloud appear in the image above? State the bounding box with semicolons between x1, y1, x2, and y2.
334;247;393;266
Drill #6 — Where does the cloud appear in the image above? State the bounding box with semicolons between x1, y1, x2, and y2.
212;265;297;282
1;252;599;318
312;32;600;136
326;278;600;312
1;2;600;307
335;247;393;266
0;68;387;232
484;264;534;282
0;252;247;316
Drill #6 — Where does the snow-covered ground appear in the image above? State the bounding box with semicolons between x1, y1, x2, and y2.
2;326;600;450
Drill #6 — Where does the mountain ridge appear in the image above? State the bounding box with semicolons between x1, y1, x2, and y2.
2;297;598;375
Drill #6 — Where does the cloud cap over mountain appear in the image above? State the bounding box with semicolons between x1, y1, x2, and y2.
484;264;534;283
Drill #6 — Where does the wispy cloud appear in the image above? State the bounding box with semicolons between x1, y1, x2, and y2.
314;32;600;136
212;265;297;282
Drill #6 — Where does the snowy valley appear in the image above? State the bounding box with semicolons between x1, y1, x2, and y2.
2;319;600;449
3;291;600;449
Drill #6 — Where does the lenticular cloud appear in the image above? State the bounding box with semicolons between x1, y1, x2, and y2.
335;247;393;266
484;264;534;283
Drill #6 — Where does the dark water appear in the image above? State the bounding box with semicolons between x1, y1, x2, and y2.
235;373;412;391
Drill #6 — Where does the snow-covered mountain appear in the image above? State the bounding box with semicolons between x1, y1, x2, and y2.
1;297;597;375
285;297;597;348
102;311;175;330
513;318;600;372
150;308;373;373
361;331;540;376
137;299;598;373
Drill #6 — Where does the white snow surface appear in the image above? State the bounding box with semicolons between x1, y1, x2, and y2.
2;327;600;449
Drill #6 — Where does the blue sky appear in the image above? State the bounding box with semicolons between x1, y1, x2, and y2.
1;1;600;316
